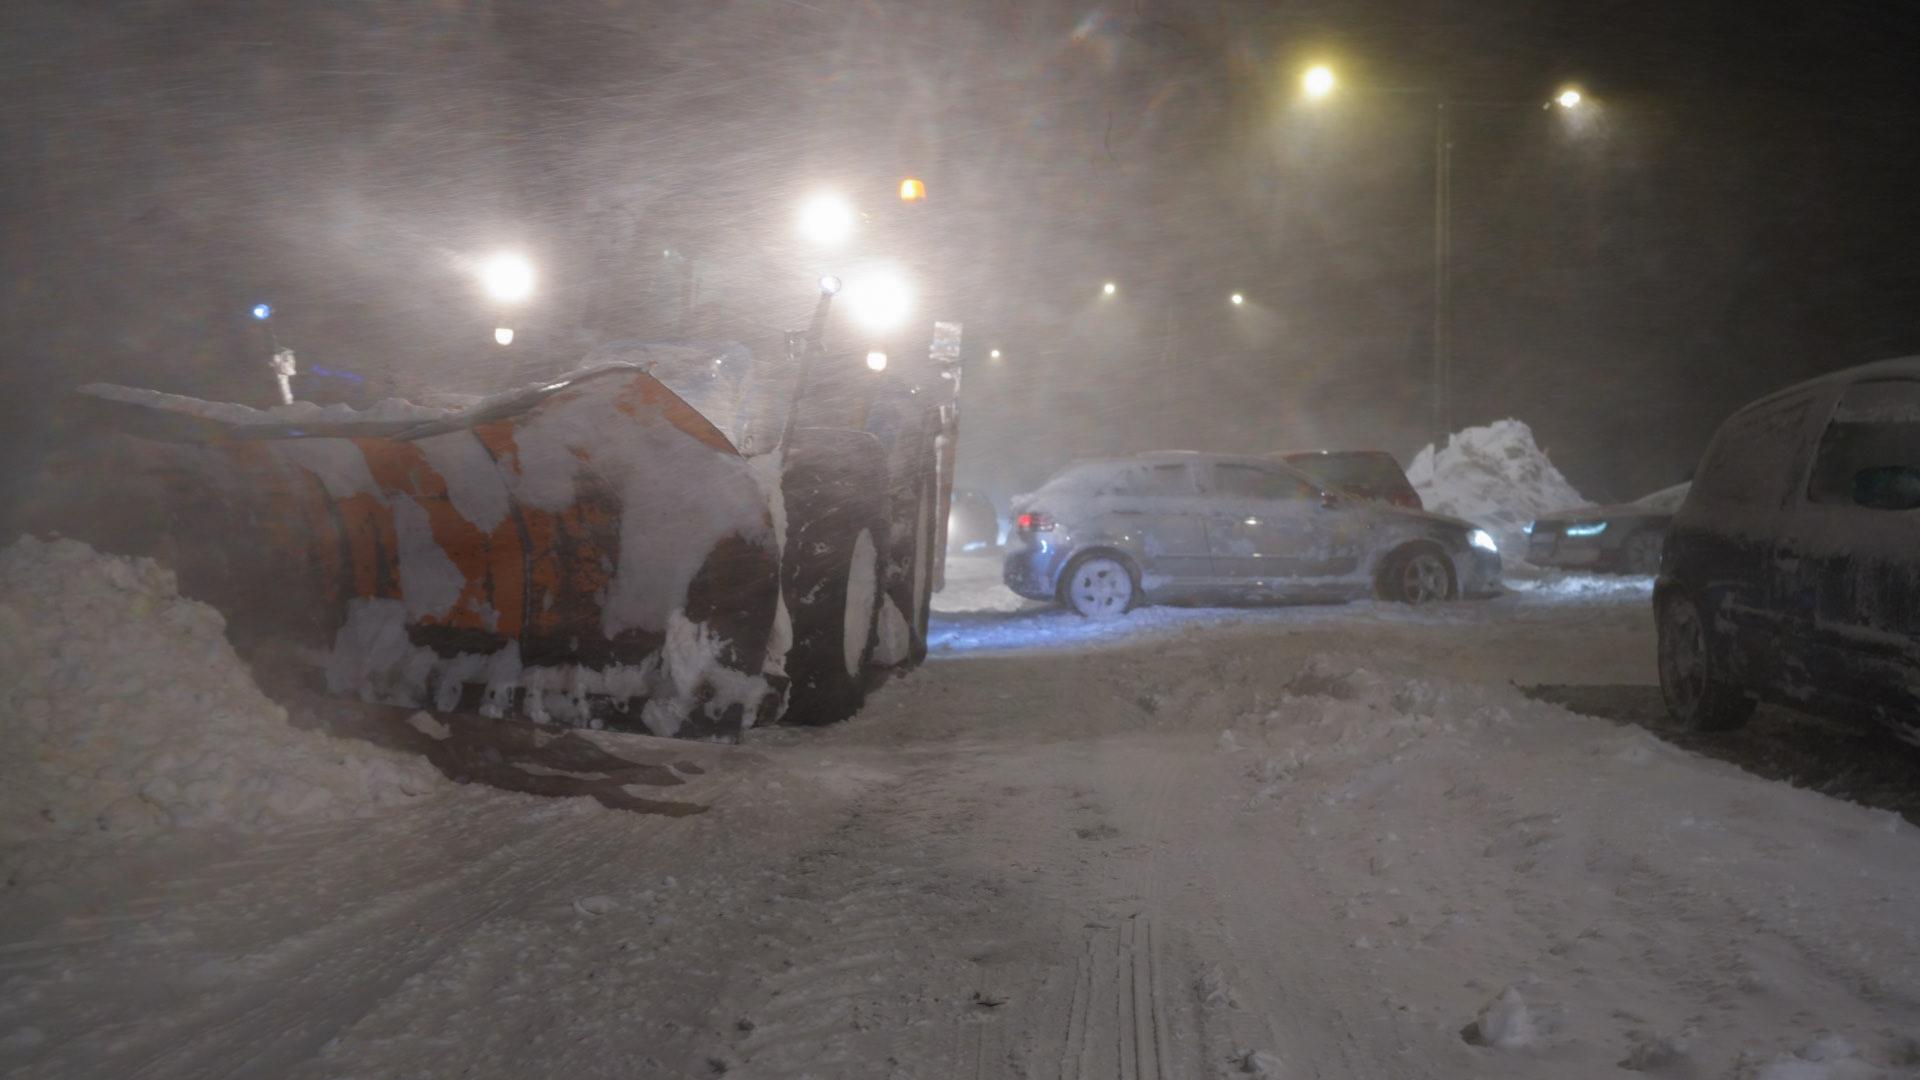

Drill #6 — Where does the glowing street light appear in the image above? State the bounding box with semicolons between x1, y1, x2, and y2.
251;302;273;321
1230;292;1245;306
1555;88;1583;109
798;192;856;247
478;251;535;303
1303;65;1336;100
865;350;889;372
989;348;1003;360
1102;281;1117;296
494;327;515;346
899;177;926;202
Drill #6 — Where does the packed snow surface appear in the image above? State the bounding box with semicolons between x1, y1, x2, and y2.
1407;419;1589;560
0;537;442;848
6;549;1920;1079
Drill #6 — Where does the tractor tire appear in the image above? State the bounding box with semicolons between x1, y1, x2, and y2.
780;436;887;726
878;428;939;668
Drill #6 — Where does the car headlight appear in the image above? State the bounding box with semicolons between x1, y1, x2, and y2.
1564;522;1609;538
1470;529;1499;553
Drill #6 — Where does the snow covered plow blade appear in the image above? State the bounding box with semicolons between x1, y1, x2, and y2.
40;366;786;738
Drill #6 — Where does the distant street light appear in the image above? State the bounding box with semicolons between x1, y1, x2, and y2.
1230;292;1245;306
899;178;926;202
798;192;856;247
1102;281;1117;296
478;251;535;303
1555;88;1583;109
1303;65;1336;100
251;303;273;321
494;327;515;346
989;348;1003;360
866;350;889;372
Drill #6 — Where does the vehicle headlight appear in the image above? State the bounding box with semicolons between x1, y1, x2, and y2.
1564;522;1609;538
1470;529;1499;553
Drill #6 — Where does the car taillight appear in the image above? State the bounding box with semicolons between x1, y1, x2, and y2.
1015;511;1054;532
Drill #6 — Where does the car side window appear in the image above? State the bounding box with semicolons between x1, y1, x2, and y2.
1693;394;1816;509
1213;464;1316;501
1806;379;1920;505
1126;463;1193;496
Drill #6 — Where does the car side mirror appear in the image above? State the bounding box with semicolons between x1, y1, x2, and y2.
1853;465;1920;511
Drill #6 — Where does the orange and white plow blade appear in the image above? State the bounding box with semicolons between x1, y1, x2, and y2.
57;368;787;737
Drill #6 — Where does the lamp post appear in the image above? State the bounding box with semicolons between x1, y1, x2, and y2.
1304;67;1586;446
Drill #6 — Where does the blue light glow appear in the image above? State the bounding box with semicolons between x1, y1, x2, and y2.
1565;522;1609;538
251;303;273;320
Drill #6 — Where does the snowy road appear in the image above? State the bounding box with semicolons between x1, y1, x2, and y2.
7;559;1920;1078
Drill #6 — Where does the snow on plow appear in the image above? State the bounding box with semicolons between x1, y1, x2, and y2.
43;365;790;738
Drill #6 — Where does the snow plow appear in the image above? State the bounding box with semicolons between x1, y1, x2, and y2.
29;290;958;738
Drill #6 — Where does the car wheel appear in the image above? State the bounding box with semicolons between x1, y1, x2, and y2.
1380;546;1454;605
1657;594;1755;731
1622;529;1664;575
1061;554;1136;619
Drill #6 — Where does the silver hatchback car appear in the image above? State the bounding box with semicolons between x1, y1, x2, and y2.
1005;452;1502;617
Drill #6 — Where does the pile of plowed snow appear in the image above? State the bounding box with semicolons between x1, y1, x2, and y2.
0;537;442;845
1406;419;1588;564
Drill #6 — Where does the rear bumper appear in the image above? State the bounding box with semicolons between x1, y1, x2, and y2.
1003;538;1069;601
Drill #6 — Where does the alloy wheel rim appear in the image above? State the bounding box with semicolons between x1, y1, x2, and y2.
1403;554;1448;604
1071;559;1132;616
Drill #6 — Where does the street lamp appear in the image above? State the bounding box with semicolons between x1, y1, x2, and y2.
1102;281;1117;297
494;327;515;346
1230;292;1245;306
1303;65;1336;100
989;348;1003;361
866;350;889;372
1301;68;1588;445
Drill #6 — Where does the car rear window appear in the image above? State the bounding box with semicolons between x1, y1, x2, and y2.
1285;453;1412;498
1807;379;1920;504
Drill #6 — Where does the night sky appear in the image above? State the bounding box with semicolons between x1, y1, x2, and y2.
5;0;1919;523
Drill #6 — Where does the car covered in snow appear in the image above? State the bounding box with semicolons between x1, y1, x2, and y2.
1272;449;1423;510
1524;482;1689;574
1657;357;1920;736
1004;451;1502;617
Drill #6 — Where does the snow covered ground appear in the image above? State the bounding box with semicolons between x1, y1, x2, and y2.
7;552;1920;1079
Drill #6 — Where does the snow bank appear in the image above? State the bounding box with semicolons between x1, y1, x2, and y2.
1406;419;1587;563
0;537;442;845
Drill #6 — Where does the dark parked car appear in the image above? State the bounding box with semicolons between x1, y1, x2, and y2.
1525;482;1689;574
1657;358;1920;735
947;487;999;551
1005;452;1501;617
1275;449;1423;510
